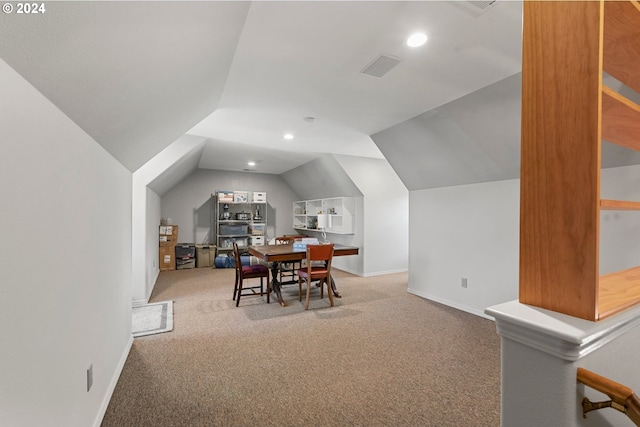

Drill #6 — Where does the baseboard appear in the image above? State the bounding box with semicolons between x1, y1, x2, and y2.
92;334;134;427
332;266;362;276
132;268;159;306
332;267;408;277
362;268;408;277
407;288;495;320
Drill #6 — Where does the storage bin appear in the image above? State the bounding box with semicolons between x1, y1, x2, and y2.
219;237;248;248
252;191;267;202
219;224;248;235
218;191;234;203
175;244;196;258
251;236;265;246
177;258;195;269
195;245;215;268
233;191;248;203
249;224;265;235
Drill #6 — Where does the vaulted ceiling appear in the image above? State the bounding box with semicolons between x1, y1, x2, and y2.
7;1;634;193
0;1;527;182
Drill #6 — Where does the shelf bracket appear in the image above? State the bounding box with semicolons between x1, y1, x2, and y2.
582;397;627;419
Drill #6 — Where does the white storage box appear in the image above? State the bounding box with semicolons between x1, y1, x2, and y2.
234;191;248;203
218;191;234;203
251;236;265;246
252;191;267;202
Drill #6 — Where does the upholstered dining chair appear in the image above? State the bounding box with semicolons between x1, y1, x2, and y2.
232;242;270;307
275;236;300;284
297;244;334;310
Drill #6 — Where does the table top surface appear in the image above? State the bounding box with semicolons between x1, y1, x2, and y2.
248;243;359;262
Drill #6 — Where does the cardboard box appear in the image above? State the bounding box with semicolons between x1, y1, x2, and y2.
159;225;178;247
159;246;175;271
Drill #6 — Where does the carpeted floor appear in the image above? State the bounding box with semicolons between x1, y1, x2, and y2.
102;267;501;427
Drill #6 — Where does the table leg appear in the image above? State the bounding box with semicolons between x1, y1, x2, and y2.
269;261;286;307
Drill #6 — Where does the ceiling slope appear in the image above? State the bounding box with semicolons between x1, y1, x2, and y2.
372;73;522;190
0;1;250;172
281;155;363;201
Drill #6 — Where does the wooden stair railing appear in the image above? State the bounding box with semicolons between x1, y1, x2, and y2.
577;367;640;425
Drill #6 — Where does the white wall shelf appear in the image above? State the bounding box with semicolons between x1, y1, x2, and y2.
293;197;354;234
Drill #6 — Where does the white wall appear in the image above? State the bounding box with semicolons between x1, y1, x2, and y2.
408;165;640;319
131;135;204;304
334;155;408;276
160;169;300;245
408;179;520;318
0;60;132;426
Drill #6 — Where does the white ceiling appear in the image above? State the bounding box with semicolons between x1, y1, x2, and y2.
0;1;524;176
189;0;524;174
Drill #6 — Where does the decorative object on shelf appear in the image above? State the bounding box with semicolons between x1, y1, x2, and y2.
235;211;250;220
293;197;354;234
317;213;332;243
254;205;262;221
220;203;231;220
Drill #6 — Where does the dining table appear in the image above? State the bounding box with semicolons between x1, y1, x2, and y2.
248;243;359;307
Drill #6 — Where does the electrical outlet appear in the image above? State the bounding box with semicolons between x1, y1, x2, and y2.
461;277;468;288
87;364;93;392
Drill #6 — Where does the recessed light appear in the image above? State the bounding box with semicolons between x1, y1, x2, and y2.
407;32;427;48
284;133;294;140
247;161;256;166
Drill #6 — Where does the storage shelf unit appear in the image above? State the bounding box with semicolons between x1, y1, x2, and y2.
293;197;354;235
212;191;267;255
519;0;640;321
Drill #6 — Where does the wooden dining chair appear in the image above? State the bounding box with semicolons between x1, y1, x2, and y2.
297;244;334;310
232;242;270;307
275;236;300;284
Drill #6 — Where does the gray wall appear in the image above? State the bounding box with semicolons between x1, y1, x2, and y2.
160;169;300;245
0;59;133;426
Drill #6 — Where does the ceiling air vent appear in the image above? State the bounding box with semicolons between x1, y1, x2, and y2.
453;0;499;16
361;54;402;78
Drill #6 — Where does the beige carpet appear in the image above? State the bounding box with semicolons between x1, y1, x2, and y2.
102;267;500;427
